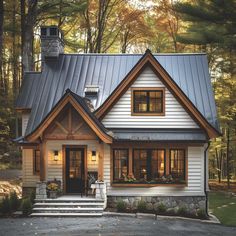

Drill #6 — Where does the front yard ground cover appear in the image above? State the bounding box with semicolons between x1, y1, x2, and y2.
209;191;236;226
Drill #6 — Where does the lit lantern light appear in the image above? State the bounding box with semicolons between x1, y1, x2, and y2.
91;151;96;161
54;150;59;161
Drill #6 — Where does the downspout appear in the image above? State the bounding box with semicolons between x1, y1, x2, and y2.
204;141;210;217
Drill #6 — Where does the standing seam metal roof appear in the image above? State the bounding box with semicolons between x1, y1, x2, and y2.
16;53;220;136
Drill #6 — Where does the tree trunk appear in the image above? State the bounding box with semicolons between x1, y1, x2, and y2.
0;0;4;94
226;126;230;189
21;0;37;73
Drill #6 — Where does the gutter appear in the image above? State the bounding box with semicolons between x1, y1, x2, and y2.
204;141;210;217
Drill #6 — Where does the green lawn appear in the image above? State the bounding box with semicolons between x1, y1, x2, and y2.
209;191;236;226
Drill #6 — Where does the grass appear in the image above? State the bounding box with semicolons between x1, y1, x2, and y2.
209;191;236;226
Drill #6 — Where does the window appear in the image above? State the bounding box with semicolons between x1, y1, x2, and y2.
132;88;164;115
133;149;165;182
34;150;40;175
169;149;185;180
113;149;129;182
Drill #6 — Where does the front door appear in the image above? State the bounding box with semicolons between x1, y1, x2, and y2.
65;148;85;193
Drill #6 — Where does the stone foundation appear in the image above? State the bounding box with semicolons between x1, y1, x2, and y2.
107;196;206;216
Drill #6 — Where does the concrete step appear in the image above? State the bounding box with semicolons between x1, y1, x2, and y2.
34;202;104;208
33;207;104;213
30;212;103;217
35;198;104;203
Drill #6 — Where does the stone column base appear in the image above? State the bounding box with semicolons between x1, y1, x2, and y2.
36;181;47;199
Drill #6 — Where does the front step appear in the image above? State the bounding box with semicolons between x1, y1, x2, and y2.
31;197;105;217
31;212;103;217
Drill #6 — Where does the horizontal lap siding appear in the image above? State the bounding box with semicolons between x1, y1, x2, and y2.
22;149;40;187
102;67;198;129
22;113;30;136
105;146;205;196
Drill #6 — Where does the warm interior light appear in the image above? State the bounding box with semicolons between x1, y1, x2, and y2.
54;150;59;161
91;151;96;161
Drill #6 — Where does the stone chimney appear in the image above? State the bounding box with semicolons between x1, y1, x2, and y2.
40;26;64;64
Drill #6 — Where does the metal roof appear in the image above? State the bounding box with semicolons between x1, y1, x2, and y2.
16;53;220;136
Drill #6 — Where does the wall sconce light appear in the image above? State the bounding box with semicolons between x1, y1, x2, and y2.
54;150;59;161
91;151;96;161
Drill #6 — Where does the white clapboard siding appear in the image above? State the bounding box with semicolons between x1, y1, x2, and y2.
22;113;30;136
22;149;40;187
104;145;205;196
102;67;199;129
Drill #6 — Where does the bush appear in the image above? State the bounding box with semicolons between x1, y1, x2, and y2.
29;190;36;204
0;196;11;215
137;201;147;213
156;203;167;214
197;208;207;219
9;191;19;211
21;198;32;216
116;200;127;212
177;206;188;216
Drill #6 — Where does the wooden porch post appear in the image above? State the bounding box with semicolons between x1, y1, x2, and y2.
40;141;46;181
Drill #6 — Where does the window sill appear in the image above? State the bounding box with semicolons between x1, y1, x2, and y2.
111;182;187;187
131;112;165;116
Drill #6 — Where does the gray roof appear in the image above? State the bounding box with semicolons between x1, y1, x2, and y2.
16;53;220;136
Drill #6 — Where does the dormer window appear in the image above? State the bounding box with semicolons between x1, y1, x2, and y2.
132;88;165;115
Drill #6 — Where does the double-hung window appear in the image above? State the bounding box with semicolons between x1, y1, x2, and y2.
132;88;164;115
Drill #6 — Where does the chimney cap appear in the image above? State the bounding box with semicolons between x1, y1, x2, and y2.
40;26;63;40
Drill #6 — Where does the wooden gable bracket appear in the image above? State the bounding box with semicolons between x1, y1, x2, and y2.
95;49;220;139
26;92;113;144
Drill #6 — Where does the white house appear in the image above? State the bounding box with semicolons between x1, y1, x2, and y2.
16;26;220;217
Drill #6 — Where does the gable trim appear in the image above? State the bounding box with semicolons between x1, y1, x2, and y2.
26;92;113;144
95;50;220;139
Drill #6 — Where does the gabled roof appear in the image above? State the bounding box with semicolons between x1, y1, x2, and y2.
95;50;220;138
25;89;113;144
16;50;220;138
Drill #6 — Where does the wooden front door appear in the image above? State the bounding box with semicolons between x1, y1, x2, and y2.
65;148;85;194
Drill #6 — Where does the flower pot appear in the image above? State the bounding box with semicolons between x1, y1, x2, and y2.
49;191;57;199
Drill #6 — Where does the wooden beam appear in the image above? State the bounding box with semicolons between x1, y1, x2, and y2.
39;141;46;181
55;121;69;134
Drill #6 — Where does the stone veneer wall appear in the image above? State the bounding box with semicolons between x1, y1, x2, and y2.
107;196;206;216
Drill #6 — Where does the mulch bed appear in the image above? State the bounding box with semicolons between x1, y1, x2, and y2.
209;181;236;193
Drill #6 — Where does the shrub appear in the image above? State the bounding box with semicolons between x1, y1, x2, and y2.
197;208;207;219
9;191;19;211
29;190;36;204
156;203;167;214
0;196;11;215
177;206;188;216
137;201;147;213
116;200;126;212
21;198;32;216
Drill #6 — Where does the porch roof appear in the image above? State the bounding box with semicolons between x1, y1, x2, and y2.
111;128;207;142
